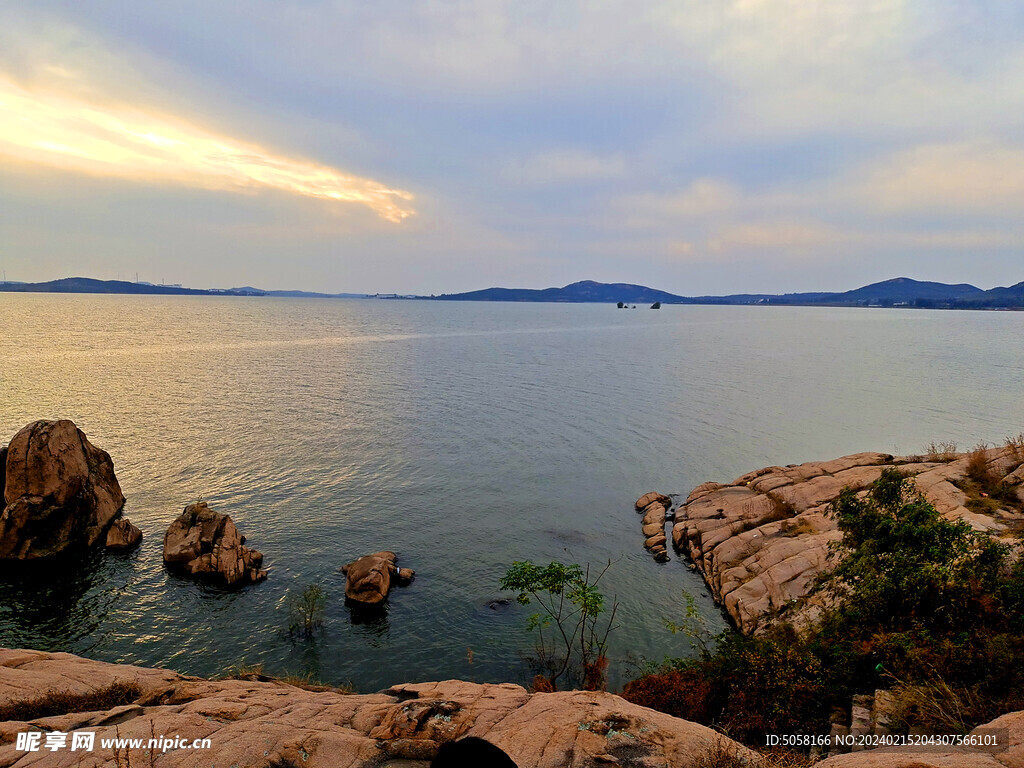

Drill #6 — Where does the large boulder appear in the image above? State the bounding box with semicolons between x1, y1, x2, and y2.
0;420;140;559
163;502;267;587
341;551;414;605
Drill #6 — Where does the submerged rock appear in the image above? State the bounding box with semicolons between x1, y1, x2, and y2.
341;550;414;605
0;420;140;559
163;501;267;587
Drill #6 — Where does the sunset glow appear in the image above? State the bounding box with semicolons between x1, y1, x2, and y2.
0;75;415;223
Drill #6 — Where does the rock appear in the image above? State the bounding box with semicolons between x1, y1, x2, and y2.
162;501;266;587
0;648;763;768
641;503;667;526
341;551;413;605
674;446;1024;634
0;420;139;559
641;522;664;538
635;492;672;512
104;518;143;549
644;534;667;549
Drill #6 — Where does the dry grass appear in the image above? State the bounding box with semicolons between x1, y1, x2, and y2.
0;681;142;721
923;440;959;462
223;663;353;694
887;679;985;736
687;735;756;768
779;518;816;538
688;736;820;768
1005;433;1024;462
966;444;996;486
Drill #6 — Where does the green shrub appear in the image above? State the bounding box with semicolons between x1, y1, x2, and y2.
499;560;618;690
287;583;327;637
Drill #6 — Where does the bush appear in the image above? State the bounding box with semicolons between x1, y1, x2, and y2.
825;468;1007;631
500;560;618;690
287;583;327;637
621;667;720;724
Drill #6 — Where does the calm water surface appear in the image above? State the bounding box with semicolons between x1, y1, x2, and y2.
1;295;1022;690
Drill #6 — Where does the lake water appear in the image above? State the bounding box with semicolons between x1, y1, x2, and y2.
1;295;1022;691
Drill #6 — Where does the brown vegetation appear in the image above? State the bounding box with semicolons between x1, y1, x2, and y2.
0;681;142;721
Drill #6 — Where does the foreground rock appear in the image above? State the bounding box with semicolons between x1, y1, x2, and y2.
341;551;414;605
673;446;1024;634
163;502;267;587
0;648;767;768
0;420;141;560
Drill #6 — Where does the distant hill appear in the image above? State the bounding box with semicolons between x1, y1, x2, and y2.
428;277;1024;309
433;280;689;304
3;275;1022;309
0;277;260;296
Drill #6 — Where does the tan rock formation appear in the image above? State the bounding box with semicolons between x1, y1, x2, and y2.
0;420;140;559
672;446;1024;634
636;493;673;562
635;492;671;512
341;551;414;605
163;502;267;587
0;648;763;767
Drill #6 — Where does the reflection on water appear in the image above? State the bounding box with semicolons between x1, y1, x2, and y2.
1;294;1022;691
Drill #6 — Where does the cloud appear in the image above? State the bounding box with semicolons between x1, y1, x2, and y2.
708;221;842;252
0;73;415;222
852;140;1024;215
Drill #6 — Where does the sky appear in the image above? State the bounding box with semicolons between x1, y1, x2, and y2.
1;1;1023;295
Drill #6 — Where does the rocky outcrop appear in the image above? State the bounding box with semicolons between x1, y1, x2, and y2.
0;420;140;560
0;648;764;768
636;492;673;562
341;551;414;605
105;518;143;550
673;446;1024;634
163;502;267;587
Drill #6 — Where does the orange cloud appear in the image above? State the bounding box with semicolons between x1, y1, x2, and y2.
0;75;415;222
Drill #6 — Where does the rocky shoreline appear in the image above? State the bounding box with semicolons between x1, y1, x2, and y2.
669;445;1024;635
2;649;1021;767
0;648;759;768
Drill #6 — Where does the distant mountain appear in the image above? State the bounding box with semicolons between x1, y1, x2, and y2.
3;275;1021;309
835;277;984;304
427;277;1024;309
0;277;260;296
433;280;689;304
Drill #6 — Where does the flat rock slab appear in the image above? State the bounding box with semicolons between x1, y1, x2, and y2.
0;648;762;768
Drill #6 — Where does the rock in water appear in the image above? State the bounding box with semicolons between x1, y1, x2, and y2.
105;517;143;549
0;419;140;559
635;492;672;512
163;501;267;587
341;551;415;605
